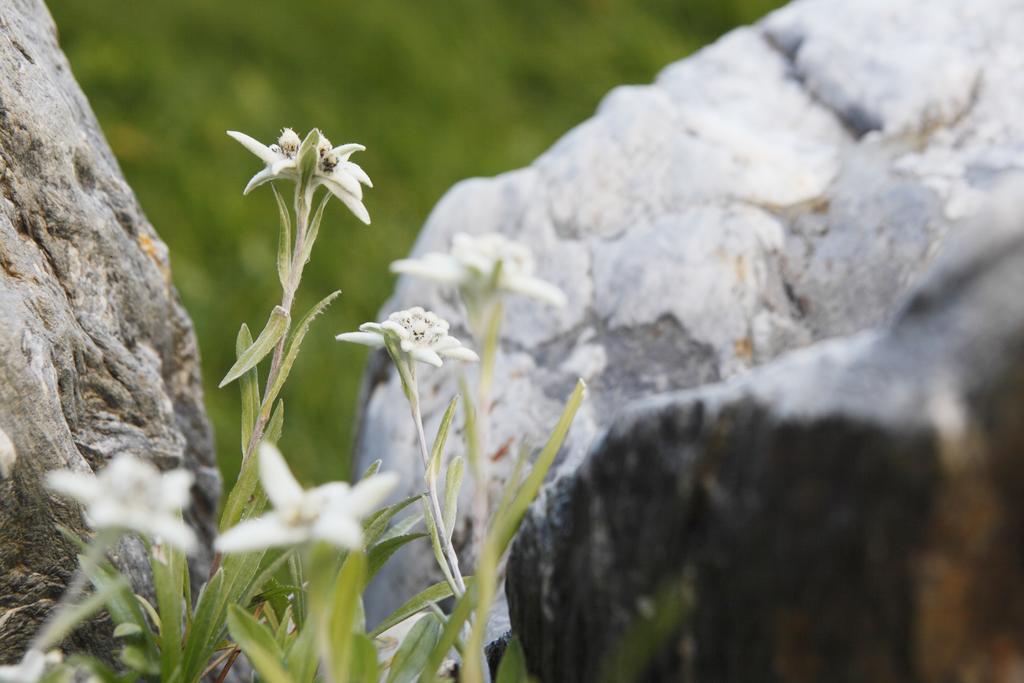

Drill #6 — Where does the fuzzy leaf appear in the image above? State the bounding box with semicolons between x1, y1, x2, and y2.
428;396;459;483
367;533;426;582
296;129;320;189
236;324;259;453
386;613;442;683
369;579;465;639
421;588;474;682
272;184;292;288
442;456;464;542
492;379;585;554
363;493;421;546
219;306;290;388
266;290;340;404
327;551;366;683
422;496;456;593
226;604;292;683
496;637;529;683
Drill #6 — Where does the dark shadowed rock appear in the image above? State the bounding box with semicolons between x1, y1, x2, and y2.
506;185;1024;682
0;0;218;662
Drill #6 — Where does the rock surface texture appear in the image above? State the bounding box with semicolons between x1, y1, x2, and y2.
507;187;1024;681
355;0;1024;642
0;0;218;662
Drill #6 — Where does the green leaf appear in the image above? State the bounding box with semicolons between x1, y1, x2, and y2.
370;579;465;638
288;553;307;631
442;455;464;541
367;533;427;582
227;604;292;683
350;633;381;683
421;496;456;593
265;399;285;445
219;442;266;532
386;613;442;683
327;551;366;683
286;621;317;683
272;183;292;288
266;290;341;404
297;129;320;190
379;510;424;543
496;637;529;683
364;493;422;546
236;324;259;454
459;376;481;476
492;379;586;554
420;588;474;683
242;547;296;606
113;623;143;638
219;306;290;388
150;540;187;679
179;568;224;679
361;458;382;480
428;396;460;482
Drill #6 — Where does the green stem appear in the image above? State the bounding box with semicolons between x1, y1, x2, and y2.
407;367;466;597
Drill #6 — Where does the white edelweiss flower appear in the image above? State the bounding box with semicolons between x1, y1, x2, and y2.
216;443;397;553
0;649;62;683
390;232;567;307
226;128;373;224
336;306;480;368
46;455;197;554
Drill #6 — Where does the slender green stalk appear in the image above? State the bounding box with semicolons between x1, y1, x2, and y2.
240;185;311;467
407;367;466;597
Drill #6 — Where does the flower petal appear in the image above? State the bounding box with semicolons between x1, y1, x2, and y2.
160;469;195;510
323;179;371;224
389;255;465;284
146;517;198;554
216;514;309;553
439;346;480;362
312;514;364;550
46;469;100;504
227;131;282;166
335;331;386;348
258;443;304;510
504;274;568;307
346;472;398;517
331;143;365;161
243;167;277;195
340;161;373;188
328;168;363;199
410;348;444;367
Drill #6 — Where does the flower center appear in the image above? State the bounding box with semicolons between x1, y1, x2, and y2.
388;307;449;348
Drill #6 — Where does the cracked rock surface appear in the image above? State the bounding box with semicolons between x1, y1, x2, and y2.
352;0;1024;638
0;0;218;662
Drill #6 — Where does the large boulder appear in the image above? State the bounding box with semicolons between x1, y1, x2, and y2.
506;184;1024;681
353;0;1024;633
0;0;218;661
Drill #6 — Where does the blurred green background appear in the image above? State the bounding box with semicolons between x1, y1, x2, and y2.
48;0;784;491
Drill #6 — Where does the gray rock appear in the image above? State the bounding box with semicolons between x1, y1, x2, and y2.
354;0;1024;632
506;180;1024;681
0;0;218;662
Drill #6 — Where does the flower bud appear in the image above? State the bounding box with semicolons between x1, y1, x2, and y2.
278;128;301;157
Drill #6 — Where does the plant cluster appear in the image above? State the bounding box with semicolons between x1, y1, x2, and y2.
1;128;583;683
